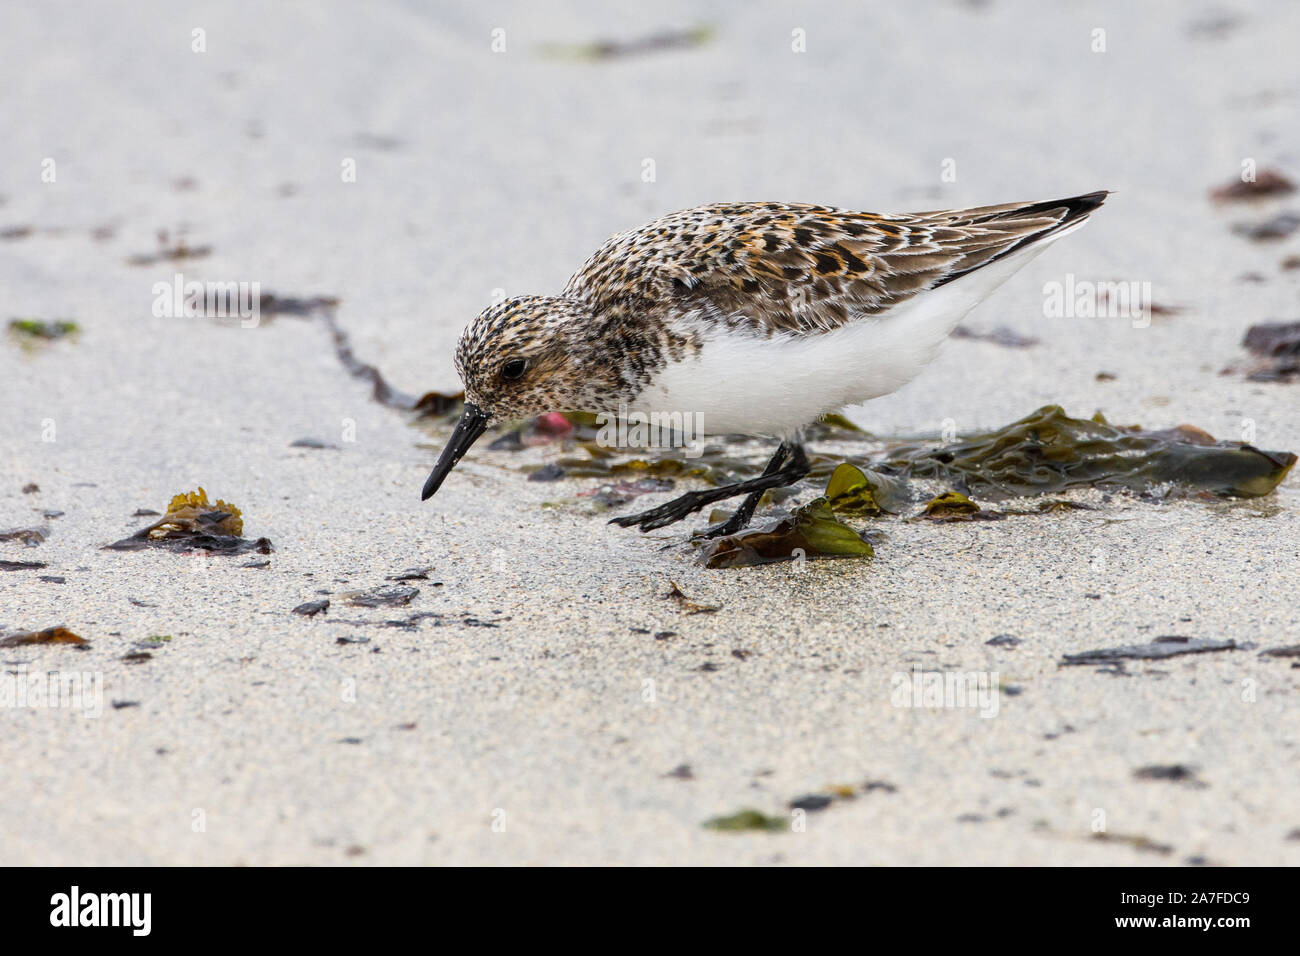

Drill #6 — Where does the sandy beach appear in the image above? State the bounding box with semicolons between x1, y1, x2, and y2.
2;0;1299;865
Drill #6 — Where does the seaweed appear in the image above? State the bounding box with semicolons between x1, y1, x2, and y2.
920;491;981;518
293;600;330;617
342;586;418;608
700;498;874;569
665;581;720;614
1211;168;1296;202
386;567;437;582
413;390;465;419
547;443;752;487
8;318;80;341
0;527;47;546
2;559;48;571
1091;832;1174;855
702;808;786;833
1234;321;1300;382
0;626;87;647
105;487;273;555
1060;636;1245;666
877;405;1295;500
1133;765;1206;788
822;463;906;516
543;25;714;61
1232;211;1300;241
125;229;211;266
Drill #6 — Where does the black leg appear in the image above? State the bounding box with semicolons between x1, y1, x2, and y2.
699;443;798;538
609;441;809;533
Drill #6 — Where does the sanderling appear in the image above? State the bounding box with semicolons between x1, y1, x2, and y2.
422;192;1108;536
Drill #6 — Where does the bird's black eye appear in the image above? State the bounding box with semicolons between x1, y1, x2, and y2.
500;358;528;381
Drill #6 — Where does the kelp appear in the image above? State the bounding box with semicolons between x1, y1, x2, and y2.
822;463;907;516
105;487;273;555
876;405;1295;500
521;406;1292;518
700;498;874;569
921;491;981;518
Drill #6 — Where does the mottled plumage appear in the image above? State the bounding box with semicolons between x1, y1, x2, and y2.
427;192;1109;530
563;195;1106;336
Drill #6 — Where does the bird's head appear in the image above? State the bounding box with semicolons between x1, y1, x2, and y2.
421;294;615;501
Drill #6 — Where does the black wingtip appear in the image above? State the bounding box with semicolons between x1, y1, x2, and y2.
1006;190;1110;226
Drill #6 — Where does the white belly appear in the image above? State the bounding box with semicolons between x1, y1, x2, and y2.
631;234;1062;438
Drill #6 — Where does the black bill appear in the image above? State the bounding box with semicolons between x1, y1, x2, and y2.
421;402;490;501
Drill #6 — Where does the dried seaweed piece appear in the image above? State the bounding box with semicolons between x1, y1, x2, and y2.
665;581;720;614
1;559;47;571
879;405;1295;500
700;499;874;569
1259;645;1300;659
1091;832;1174;855
8;318;80;340
1133;765;1206;788
1233;321;1300;382
125;230;211;266
702;808;786;833
256;293;339;317
0;527;47;546
293;600;330;617
789;794;833;812
105;487;273;555
1232;211;1300;241
413;390;465;419
527;463;568;482
0;626;87;647
1211;168;1296;202
1245;321;1300;357
386;567;436;582
544;25;714;61
343;586;418;608
1060;636;1243;666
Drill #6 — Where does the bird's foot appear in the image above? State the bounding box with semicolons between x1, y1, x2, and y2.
610;443;809;534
